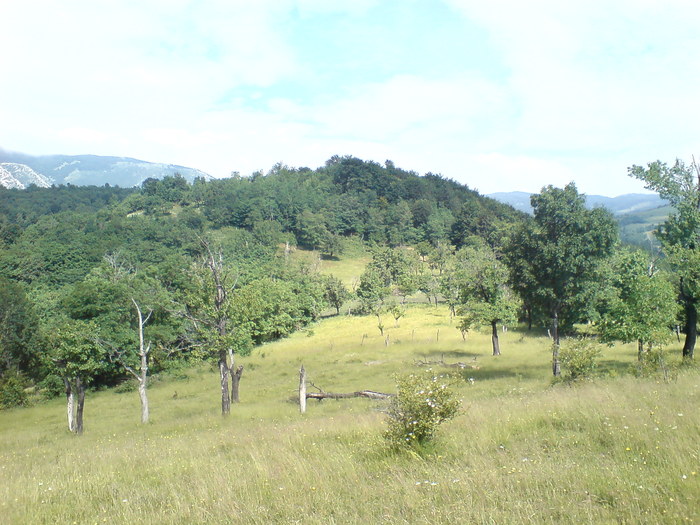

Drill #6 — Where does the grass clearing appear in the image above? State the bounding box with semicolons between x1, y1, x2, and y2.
1;304;699;524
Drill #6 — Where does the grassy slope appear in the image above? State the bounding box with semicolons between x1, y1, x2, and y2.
289;238;371;287
1;302;699;524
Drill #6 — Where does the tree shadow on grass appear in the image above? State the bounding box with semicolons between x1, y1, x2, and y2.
416;349;481;360
597;358;635;377
460;364;546;383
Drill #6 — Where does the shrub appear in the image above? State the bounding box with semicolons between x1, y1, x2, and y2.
559;338;602;382
385;373;460;450
0;370;29;409
38;374;65;399
635;348;677;382
114;379;138;393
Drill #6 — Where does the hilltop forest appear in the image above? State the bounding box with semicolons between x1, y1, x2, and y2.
0;155;697;422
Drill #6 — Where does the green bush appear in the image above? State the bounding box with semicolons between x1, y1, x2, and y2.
385;373;460;450
114;379;138;393
38;374;65;399
635;348;677;382
559;338;602;382
0;370;29;409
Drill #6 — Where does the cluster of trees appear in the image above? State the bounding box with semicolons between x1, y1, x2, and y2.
0;156;524;426
0;154;698;431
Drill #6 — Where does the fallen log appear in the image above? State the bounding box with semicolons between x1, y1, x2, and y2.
306;390;393;401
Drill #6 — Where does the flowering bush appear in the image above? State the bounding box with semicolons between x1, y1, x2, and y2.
385;373;460;449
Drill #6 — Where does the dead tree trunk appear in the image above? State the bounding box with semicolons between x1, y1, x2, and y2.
219;358;231;415
299;365;307;414
132;299;151;424
231;365;243;403
63;377;75;433
306;390;393;401
202;240;240;415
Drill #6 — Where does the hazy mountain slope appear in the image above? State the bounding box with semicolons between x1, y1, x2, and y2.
0;149;212;188
0;163;53;189
489;191;667;215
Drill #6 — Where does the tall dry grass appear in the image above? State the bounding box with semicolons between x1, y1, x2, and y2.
1;304;698;524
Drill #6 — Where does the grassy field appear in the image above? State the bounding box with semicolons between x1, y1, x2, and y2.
1;304;699;524
288;238;371;287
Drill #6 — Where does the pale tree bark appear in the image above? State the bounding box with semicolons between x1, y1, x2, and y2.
63;377;75;433
109;300;152;423
552;310;561;377
299;364;307;414
132;299;152;424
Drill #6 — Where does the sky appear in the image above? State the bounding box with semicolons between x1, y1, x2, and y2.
1;0;699;196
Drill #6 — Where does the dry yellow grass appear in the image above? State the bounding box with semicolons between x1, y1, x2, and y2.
1;304;698;524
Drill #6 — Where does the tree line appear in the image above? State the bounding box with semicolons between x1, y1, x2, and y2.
0;155;697;433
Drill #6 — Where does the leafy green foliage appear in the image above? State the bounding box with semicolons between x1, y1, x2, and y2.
0;277;38;377
385;373;460;449
558;338;602;382
597;249;677;350
508;183;618;338
452;244;520;354
629;159;700;358
323;275;350;315
0;370;28;409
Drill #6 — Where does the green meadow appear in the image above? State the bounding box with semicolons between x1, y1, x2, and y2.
1;302;699;524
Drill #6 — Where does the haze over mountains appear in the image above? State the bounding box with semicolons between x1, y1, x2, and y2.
0;149;212;189
487;191;667;215
0;148;668;220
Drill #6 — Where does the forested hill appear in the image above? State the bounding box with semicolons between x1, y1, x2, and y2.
0;155;526;400
0;156;525;275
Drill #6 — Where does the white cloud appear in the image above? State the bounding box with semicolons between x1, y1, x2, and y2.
1;0;699;196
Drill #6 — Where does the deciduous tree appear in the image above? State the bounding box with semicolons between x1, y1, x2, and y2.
629;158;700;359
509;184;617;375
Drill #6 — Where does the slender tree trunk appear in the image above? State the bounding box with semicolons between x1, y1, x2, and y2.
132;299;151;424
682;301;697;359
219;355;231;415
231;365;243;403
637;340;644;362
299;365;306;414
526;305;533;331
138;379;149;424
75;377;85;435
491;320;501;356
552;310;561;376
64;378;75;433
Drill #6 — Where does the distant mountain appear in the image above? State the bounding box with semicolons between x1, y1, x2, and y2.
0;163;53;189
488;191;667;216
0;149;213;188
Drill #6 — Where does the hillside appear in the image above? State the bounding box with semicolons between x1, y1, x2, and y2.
0;148;212;188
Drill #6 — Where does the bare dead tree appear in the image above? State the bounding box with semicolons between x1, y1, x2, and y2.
184;237;242;416
103;299;153;423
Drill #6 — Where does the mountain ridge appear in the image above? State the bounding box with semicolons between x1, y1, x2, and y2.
488;190;667;215
0;148;212;188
